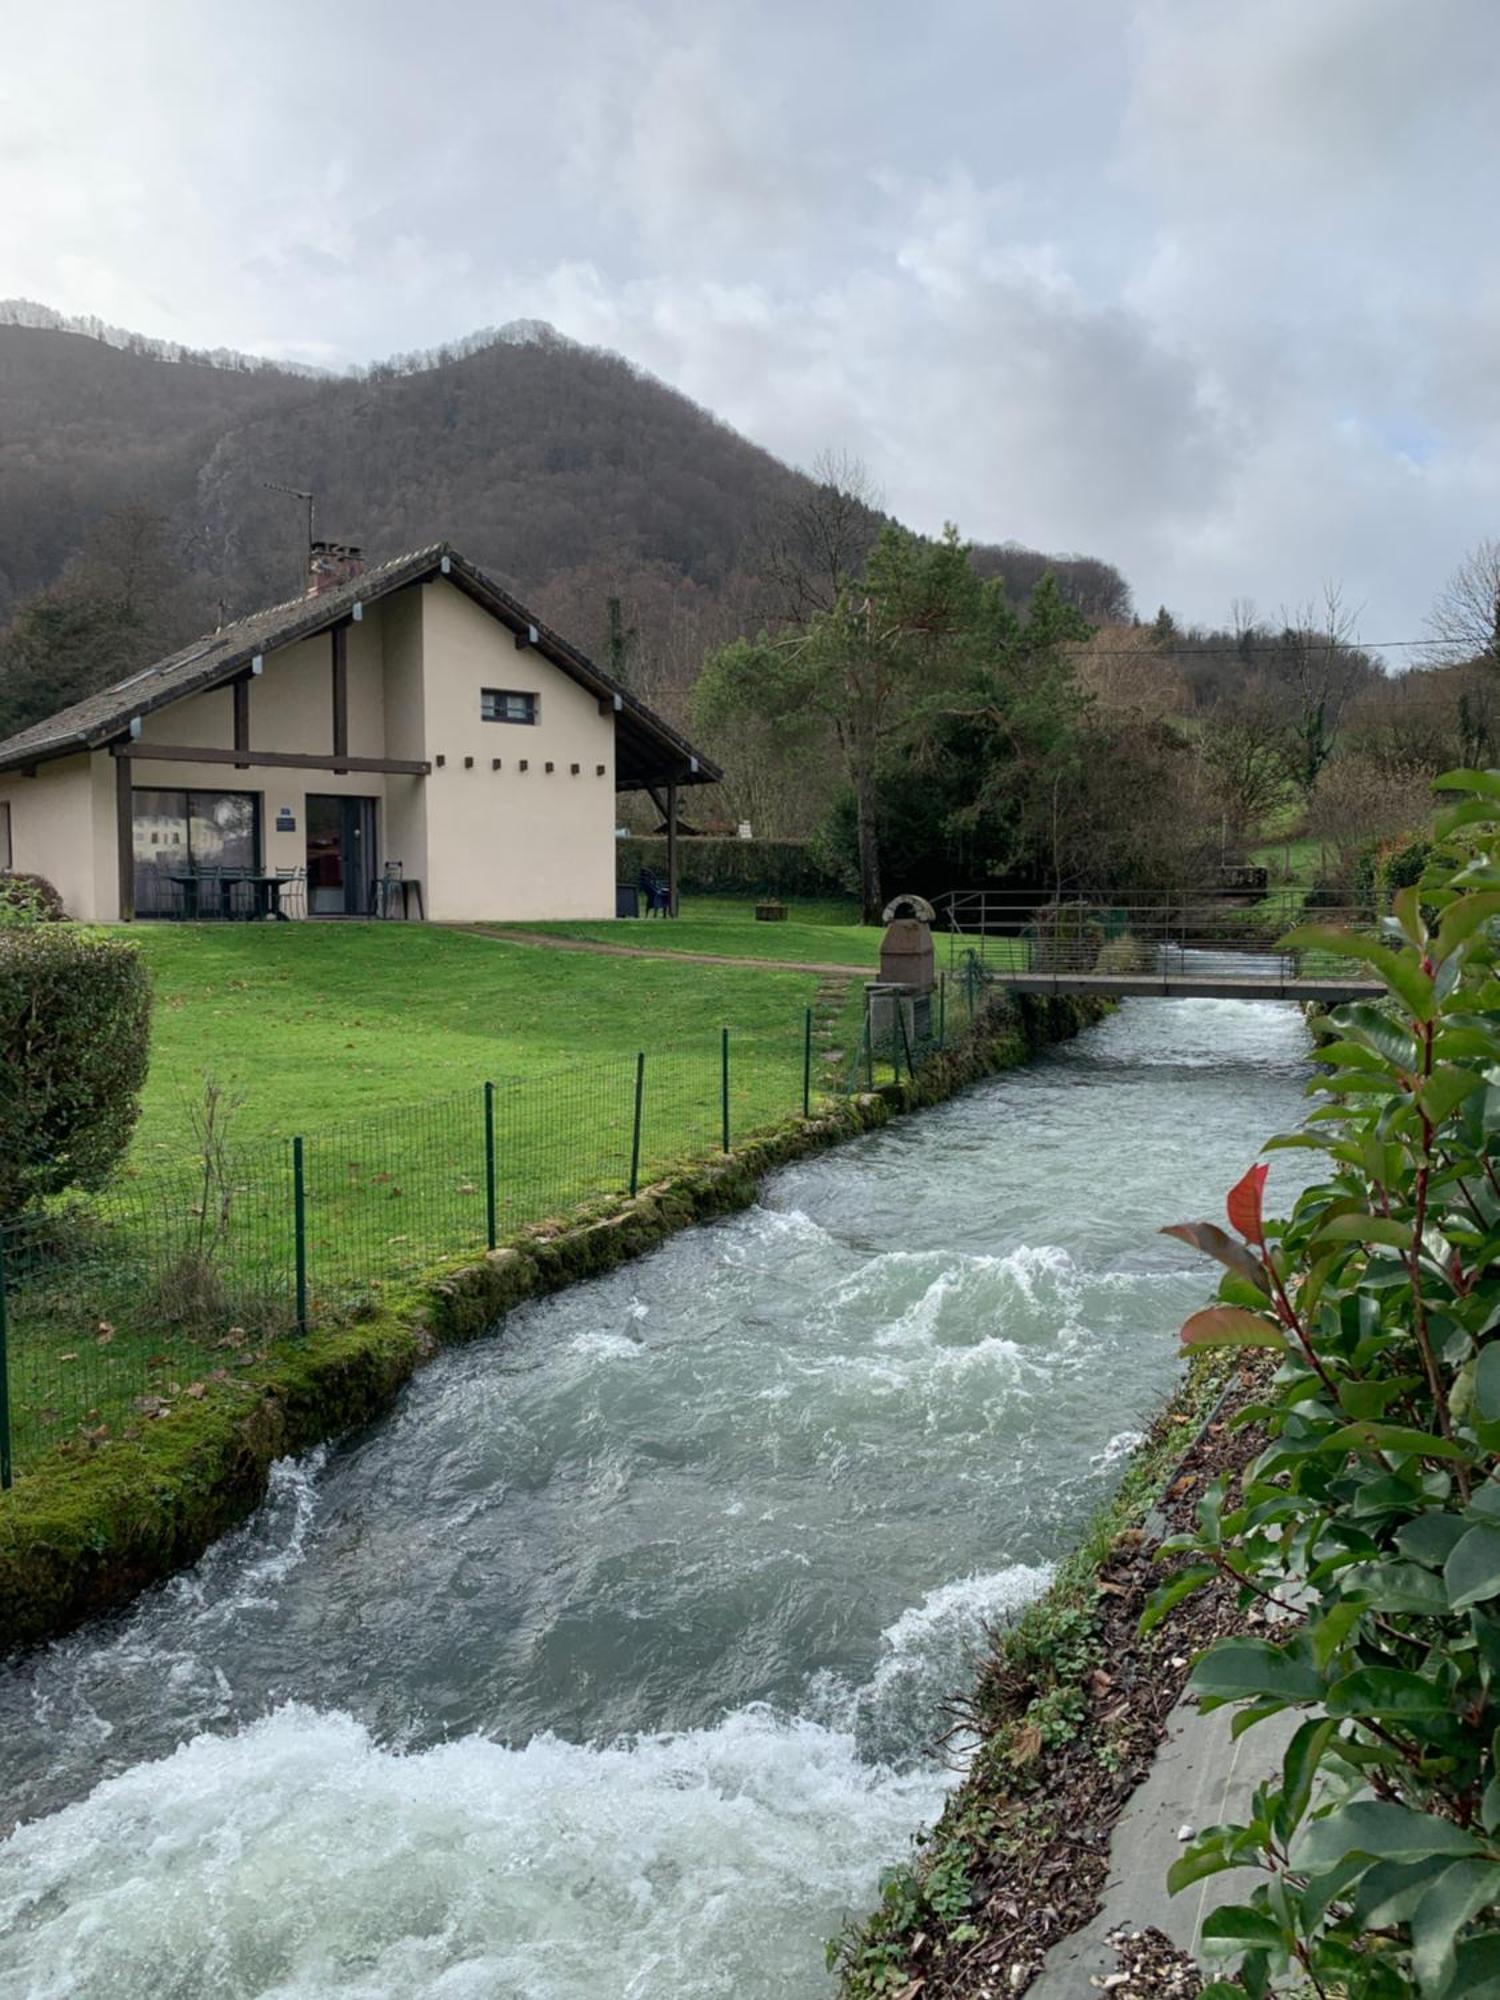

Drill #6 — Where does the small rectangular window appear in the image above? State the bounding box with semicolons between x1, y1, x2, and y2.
481;688;538;725
0;801;10;871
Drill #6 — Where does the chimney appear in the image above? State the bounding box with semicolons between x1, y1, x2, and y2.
308;539;365;596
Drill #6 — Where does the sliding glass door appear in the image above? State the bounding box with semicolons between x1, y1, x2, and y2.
132;788;259;916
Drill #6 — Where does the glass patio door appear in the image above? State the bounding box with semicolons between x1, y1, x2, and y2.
306;795;377;915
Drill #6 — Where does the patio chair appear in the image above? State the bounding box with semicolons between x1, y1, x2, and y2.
274;867;306;920
639;868;672;917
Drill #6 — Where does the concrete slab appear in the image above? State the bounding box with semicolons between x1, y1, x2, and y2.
1029;1695;1299;1996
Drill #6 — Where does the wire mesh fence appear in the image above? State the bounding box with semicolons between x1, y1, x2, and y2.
2;993;951;1487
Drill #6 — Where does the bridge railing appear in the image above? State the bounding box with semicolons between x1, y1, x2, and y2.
930;889;1383;984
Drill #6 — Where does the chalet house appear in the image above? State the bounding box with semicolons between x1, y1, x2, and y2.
0;543;719;923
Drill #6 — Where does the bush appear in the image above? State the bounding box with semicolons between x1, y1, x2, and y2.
1153;772;1500;1996
0;928;151;1216
615;835;846;899
0;872;66;926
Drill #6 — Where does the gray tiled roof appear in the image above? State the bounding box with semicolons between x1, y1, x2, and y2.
0;543;720;788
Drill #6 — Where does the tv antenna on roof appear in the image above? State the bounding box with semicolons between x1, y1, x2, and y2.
261;481;316;556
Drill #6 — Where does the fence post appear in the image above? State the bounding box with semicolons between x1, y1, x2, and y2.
802;1006;813;1118
864;990;874;1091
721;1026;731;1152
938;971;947;1050
484;1081;497;1250
630;1051;646;1196
0;1229;11;1492
293;1135;308;1335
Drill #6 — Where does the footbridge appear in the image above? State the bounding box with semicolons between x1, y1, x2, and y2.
932;890;1384;1003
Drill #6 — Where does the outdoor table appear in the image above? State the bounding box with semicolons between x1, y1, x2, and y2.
169;873;289;920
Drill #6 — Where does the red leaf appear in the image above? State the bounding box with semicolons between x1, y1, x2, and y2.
1160;1221;1271;1293
1226;1163;1269;1246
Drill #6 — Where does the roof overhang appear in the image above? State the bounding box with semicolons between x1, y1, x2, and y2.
0;544;722;792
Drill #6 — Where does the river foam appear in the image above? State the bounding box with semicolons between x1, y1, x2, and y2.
0;1701;945;2000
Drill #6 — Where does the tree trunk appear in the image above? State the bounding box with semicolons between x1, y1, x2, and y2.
854;756;882;924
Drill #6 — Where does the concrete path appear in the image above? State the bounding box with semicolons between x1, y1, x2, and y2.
463;926;868;979
1029;1696;1299;1995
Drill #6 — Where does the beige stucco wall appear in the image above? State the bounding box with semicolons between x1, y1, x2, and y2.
417;580;616;922
2;580;622;924
0;756;103;920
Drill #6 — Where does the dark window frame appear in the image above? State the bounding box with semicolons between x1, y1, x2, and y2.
480;688;540;725
0;800;10;872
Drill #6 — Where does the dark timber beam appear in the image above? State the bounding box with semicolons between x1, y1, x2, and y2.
666;779;679;919
115;749;135;922
331;624;349;773
232;677;251;768
109;744;430;777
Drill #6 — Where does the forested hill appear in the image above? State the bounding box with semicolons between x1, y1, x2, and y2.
0;310;1131;746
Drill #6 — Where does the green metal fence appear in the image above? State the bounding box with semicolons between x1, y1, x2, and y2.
1;990;987;1488
843;962;986;1093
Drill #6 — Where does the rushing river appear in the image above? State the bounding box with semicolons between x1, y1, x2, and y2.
0;999;1313;2000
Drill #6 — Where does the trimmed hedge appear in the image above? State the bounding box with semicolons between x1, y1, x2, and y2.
0;927;151;1216
0;872;66;925
616;834;847;899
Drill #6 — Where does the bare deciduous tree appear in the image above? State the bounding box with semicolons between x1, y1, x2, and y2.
752;449;884;626
1425;538;1500;668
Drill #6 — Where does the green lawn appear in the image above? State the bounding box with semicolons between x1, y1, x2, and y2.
485;895;888;968
128;913;834;1163
10;912;877;1475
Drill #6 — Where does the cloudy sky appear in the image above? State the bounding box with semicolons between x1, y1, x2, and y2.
3;0;1497;641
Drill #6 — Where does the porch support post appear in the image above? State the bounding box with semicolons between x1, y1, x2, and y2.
233;677;251;768
115;749;135;922
666;779;679;918
331;624;349;773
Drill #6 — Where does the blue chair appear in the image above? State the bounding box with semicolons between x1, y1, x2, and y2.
639;868;672;917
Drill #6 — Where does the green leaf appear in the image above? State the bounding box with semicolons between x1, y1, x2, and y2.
1178;1306;1288;1351
1477;1346;1500;1424
1139;1564;1216;1636
1166;1844;1240;1895
1435;892;1500;965
1449;1930;1500;2000
1293;1799;1482;1872
1276;1717;1338;1841
1393;883;1427;949
1398;1513;1470;1567
1201;1905;1284;1947
1423;1064;1487;1127
1434;768;1500;799
1190;1638;1323;1705
1413;1858;1500;1998
1325;1420;1474;1460
1447;1522;1500;1611
1326;1668;1452;1718
1340;1376;1423;1421
1332;1002;1420;1071
1281;925;1436;1020
1312;1213;1415;1252
1354;1854;1462;1927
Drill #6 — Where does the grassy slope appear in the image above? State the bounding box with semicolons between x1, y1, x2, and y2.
129;913;831;1164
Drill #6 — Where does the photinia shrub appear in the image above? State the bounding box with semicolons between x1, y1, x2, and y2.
1150;766;1500;1998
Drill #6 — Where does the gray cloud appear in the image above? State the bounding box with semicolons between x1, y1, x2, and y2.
3;0;1498;640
